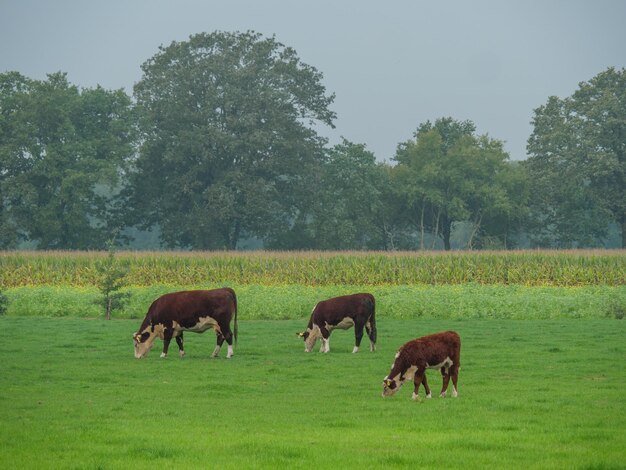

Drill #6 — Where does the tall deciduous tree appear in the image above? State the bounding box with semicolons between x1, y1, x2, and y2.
128;31;336;249
0;72;28;248
526;67;626;248
303;139;386;249
0;72;136;249
394;117;525;250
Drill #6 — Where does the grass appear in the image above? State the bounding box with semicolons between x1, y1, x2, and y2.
4;284;625;319
1;317;624;469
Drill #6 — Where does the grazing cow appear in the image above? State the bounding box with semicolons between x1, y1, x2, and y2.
382;331;460;400
133;288;238;359
297;293;376;353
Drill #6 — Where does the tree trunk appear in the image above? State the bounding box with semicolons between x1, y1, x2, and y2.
431;209;441;250
419;200;425;251
106;297;112;321
227;220;241;250
442;217;452;251
467;213;483;250
622;212;626;249
383;222;396;251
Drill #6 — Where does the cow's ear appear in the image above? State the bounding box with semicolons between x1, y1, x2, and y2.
296;332;304;337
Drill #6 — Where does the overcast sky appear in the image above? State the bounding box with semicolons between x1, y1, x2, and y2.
1;0;625;161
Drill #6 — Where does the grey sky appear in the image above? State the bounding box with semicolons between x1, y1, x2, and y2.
1;0;625;161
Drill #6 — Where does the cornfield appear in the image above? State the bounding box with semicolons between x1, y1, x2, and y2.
1;250;624;287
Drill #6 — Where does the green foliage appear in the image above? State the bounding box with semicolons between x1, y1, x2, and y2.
129;30;336;249
94;244;130;319
393;117;528;250
2;60;624;251
0;317;624;468
281;139;387;249
0;71;136;249
526;67;626;248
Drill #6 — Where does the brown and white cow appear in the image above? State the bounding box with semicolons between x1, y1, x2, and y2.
133;288;238;359
382;331;460;400
297;293;377;353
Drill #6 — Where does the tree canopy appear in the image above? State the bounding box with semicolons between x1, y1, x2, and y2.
393;118;527;250
127;31;336;249
526;67;626;248
0;36;622;251
0;71;135;249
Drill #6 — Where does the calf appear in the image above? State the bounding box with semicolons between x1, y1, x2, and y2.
297;293;376;353
133;288;238;359
382;331;460;400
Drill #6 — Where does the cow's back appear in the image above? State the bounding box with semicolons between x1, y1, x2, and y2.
313;293;374;320
147;289;236;325
402;331;460;365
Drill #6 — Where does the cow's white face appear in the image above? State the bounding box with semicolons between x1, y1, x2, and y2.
382;357;417;397
382;374;402;397
301;325;322;352
133;329;158;359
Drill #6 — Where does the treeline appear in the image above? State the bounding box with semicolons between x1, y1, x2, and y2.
0;31;624;251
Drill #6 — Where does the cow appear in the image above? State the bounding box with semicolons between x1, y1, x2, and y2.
132;288;238;359
297;293;376;353
382;331;460;400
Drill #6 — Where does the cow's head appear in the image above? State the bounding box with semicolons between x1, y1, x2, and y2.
382;375;402;397
382;351;409;397
297;326;320;352
133;330;156;359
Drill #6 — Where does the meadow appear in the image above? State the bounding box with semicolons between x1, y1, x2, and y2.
1;250;625;468
0;317;624;469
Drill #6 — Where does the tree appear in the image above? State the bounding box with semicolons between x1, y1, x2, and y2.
128;31;336;249
526;67;626;248
297;139;386;249
0;72;136;249
0;72;32;248
394;117;525;250
94;241;130;320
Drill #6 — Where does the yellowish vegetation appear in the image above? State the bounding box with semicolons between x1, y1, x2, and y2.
1;250;624;287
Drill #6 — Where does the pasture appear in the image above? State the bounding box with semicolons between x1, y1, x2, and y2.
1;316;624;469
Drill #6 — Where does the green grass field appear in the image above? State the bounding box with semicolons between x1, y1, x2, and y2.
1;317;624;469
5;284;626;320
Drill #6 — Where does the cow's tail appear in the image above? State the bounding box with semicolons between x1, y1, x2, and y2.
231;289;238;345
368;294;377;345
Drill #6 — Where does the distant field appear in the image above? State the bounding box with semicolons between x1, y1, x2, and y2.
0;317;624;469
2;249;624;320
4;284;626;320
1;250;624;287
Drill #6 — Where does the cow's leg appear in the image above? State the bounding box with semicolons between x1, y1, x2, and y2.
352;320;365;353
422;373;432;398
175;334;185;358
412;367;427;400
440;367;451;397
212;333;224;358
365;319;376;352
451;366;459;397
223;328;234;359
320;326;330;353
161;329;173;358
